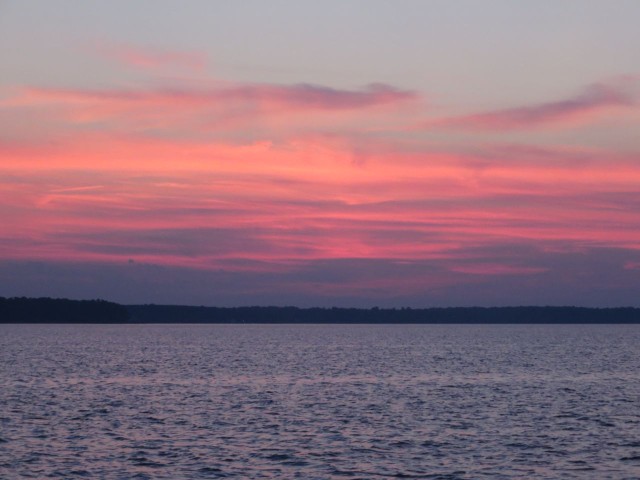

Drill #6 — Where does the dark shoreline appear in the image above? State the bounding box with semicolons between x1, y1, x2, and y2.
2;297;640;324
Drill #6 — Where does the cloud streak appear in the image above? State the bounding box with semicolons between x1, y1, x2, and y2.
2;79;418;143
95;43;207;72
433;79;638;131
14;82;417;113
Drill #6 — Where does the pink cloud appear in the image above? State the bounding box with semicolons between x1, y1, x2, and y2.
2;66;640;304
2;69;640;278
3;133;640;266
95;43;207;72
15;82;416;112
2;80;417;140
433;79;638;131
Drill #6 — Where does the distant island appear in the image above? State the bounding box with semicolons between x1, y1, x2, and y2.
2;297;640;324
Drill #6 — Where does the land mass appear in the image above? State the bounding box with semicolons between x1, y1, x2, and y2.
2;297;640;324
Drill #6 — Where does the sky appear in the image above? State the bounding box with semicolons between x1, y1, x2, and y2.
1;1;640;307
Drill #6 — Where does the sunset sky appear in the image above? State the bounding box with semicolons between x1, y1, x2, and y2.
1;1;640;306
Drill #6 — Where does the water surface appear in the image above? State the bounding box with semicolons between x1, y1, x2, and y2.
1;324;639;478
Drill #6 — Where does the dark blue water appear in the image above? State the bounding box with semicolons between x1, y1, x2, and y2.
1;324;639;479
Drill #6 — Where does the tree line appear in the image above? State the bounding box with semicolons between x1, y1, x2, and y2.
2;297;639;323
0;297;130;323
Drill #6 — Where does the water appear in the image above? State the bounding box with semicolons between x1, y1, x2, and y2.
1;324;639;479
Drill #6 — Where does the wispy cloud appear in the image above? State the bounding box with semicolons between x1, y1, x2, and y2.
432;79;638;131
95;43;207;72
15;82;417;112
2;79;418;141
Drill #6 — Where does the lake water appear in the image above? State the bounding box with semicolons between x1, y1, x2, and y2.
1;324;639;479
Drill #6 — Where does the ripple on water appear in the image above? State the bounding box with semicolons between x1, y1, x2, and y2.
1;324;639;479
